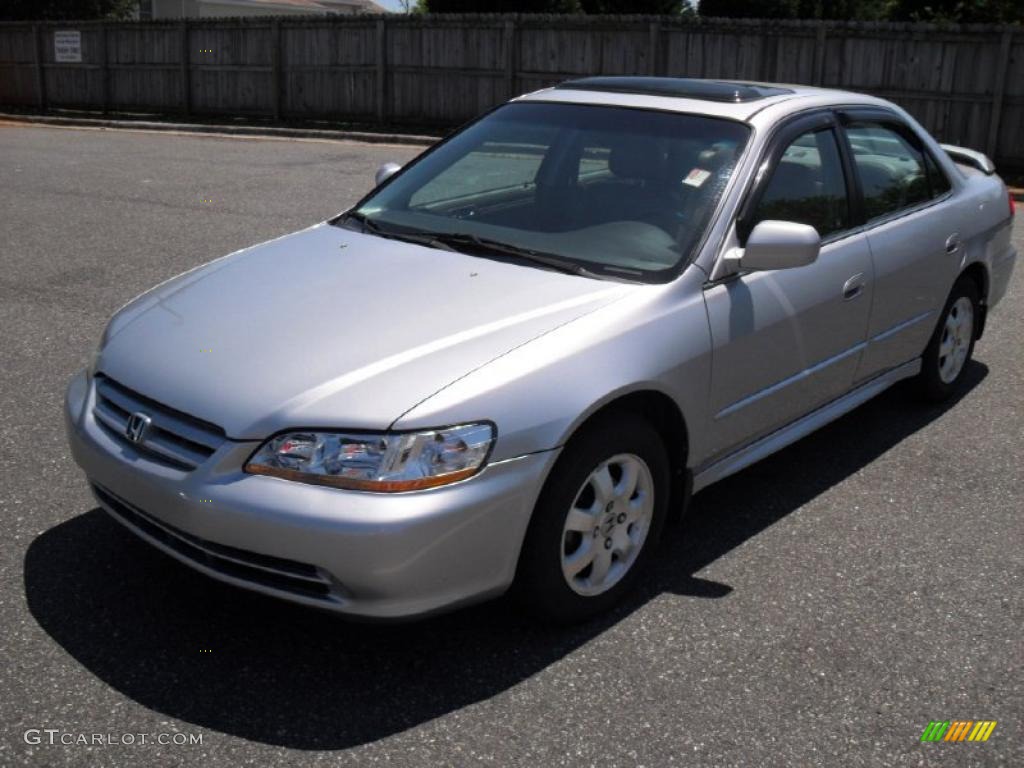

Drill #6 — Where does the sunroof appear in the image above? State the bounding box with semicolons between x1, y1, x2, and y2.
556;77;793;103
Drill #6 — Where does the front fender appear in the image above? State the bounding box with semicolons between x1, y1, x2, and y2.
393;267;713;466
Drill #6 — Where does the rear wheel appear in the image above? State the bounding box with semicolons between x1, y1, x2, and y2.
914;278;979;402
515;412;670;623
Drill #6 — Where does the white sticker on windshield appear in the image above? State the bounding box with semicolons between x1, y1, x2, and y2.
683;168;712;188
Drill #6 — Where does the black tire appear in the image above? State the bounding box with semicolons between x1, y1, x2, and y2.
913;277;980;403
514;411;671;624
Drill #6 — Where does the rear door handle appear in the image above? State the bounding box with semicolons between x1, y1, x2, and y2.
945;233;961;254
842;273;865;300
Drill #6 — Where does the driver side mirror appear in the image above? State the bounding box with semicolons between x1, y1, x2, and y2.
735;220;820;272
375;162;402;187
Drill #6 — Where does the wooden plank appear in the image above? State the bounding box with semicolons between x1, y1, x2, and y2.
504;19;516;99
41;63;103;70
180;21;189;115
986;30;1013;157
648;21;660;76
33;24;46;110
376;19;386;122
98;24;108;113
188;64;272;73
271;19;281;120
813;25;826;85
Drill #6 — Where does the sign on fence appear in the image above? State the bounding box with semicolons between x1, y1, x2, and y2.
54;30;81;63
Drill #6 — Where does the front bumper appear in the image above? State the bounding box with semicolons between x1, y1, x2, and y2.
64;371;557;619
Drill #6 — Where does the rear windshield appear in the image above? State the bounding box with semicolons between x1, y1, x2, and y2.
345;102;750;281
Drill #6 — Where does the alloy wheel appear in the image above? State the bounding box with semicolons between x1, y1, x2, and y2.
938;296;974;384
560;453;654;597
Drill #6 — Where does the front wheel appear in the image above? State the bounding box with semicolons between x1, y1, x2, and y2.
914;277;980;402
515;413;670;623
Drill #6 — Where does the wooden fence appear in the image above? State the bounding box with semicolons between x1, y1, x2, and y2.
0;15;1020;167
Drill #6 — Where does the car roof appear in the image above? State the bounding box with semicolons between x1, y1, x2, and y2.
556;77;795;103
516;76;888;123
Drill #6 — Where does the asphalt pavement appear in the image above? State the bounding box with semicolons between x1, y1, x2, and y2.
0;123;1020;767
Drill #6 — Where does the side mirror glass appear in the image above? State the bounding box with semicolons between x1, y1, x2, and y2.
375;162;402;187
740;220;820;272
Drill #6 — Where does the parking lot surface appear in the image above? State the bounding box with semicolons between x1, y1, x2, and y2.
1;124;1020;767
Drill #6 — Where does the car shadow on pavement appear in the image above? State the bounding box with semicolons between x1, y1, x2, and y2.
24;362;987;750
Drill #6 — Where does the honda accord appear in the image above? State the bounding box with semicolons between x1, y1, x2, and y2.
65;77;1017;621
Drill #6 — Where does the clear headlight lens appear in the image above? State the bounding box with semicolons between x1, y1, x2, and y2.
88;346;101;376
244;423;495;492
88;329;107;376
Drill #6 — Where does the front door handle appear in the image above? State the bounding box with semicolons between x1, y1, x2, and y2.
945;233;961;254
842;273;865;301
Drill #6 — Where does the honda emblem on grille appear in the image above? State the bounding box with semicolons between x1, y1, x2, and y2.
125;412;152;443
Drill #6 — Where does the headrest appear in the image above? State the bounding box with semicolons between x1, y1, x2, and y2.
855;160;898;197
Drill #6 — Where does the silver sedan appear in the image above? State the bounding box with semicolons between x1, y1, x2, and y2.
65;77;1017;622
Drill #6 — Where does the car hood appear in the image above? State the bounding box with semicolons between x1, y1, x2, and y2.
97;223;634;439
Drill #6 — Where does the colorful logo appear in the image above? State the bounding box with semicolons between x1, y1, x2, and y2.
920;721;997;742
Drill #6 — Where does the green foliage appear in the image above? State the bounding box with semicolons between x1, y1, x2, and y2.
698;0;1023;20
0;0;137;20
422;0;581;11
422;0;688;11
697;0;798;18
887;0;1024;22
801;0;893;19
579;0;685;12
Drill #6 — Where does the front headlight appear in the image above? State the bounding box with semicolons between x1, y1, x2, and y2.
244;423;495;492
88;325;108;376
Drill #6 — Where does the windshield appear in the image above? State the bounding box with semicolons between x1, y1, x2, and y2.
342;102;750;281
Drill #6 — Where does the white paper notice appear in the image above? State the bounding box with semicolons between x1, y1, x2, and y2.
682;168;712;188
54;30;81;63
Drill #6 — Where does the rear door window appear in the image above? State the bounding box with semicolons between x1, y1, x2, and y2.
844;122;938;221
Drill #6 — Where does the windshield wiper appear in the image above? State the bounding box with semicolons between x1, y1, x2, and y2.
343;211;458;251
426;232;596;278
343;214;597;278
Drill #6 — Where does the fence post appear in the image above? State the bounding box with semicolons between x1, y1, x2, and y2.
504;19;517;99
985;29;1013;159
813;24;827;86
271;19;282;121
99;23;109;114
376;19;386;124
33;24;47;112
180;20;190;116
648;21;660;76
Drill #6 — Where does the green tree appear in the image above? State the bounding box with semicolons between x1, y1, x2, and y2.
580;0;685;12
697;0;800;18
800;0;892;18
0;0;137;20
422;0;581;11
887;0;1023;22
699;0;1022;20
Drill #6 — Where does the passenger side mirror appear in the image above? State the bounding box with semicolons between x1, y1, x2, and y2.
738;220;820;272
375;162;402;187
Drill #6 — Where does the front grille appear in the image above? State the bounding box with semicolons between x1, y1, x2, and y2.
92;483;336;602
92;375;226;471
